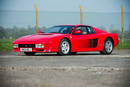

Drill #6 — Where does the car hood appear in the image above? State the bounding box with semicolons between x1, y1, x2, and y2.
13;33;63;43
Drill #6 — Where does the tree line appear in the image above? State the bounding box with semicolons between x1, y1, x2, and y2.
0;26;46;39
97;24;130;40
0;25;130;40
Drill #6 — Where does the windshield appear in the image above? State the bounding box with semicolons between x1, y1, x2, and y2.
44;26;75;34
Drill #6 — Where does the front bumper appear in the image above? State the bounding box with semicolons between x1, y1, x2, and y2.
13;41;59;53
14;47;57;52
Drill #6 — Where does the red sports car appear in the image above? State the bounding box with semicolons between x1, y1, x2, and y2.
13;25;119;55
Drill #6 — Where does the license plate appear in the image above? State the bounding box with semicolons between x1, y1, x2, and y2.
20;48;32;52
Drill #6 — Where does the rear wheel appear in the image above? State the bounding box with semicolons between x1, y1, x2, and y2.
24;52;35;56
100;38;113;55
58;39;71;55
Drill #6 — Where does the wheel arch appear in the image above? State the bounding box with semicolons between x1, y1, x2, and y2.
60;37;72;49
100;36;114;55
58;37;71;55
105;36;114;46
60;37;71;45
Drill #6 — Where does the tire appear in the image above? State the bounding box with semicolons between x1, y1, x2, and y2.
58;39;71;55
100;38;113;55
24;52;35;56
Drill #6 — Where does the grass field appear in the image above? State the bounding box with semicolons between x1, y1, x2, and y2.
0;39;130;51
115;40;130;49
0;39;14;51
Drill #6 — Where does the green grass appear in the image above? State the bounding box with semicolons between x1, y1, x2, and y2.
0;39;14;51
0;39;130;51
116;40;130;49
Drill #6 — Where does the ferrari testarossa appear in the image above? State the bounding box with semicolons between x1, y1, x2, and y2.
13;25;119;55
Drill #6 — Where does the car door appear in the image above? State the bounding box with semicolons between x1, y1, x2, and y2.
71;26;90;51
85;26;98;48
71;26;98;52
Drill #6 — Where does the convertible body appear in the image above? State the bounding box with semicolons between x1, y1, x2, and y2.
13;25;119;55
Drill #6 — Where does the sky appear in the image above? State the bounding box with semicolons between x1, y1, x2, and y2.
0;0;130;12
0;0;130;29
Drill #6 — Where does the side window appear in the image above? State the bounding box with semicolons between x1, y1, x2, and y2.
74;26;88;35
86;26;95;34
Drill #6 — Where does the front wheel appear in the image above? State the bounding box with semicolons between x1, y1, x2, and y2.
24;52;35;56
58;39;71;55
100;38;113;55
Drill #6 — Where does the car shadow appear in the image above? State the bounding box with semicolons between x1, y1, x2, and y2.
20;52;118;56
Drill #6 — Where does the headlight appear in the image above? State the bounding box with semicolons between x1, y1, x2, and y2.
13;44;18;48
35;44;44;48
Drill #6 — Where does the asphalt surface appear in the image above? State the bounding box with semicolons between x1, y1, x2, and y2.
0;50;130;87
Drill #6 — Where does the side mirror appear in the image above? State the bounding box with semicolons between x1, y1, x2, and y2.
37;30;42;33
73;30;82;35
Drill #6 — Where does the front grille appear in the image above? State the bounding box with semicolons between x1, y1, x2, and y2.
19;44;35;48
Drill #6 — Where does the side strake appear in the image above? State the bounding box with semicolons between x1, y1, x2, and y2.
89;39;98;48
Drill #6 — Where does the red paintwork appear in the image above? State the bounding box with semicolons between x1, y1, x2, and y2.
13;25;119;53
